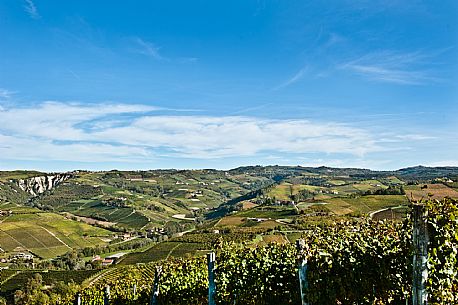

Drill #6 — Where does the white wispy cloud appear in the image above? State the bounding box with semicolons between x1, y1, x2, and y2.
97;115;378;158
0;102;384;163
24;0;40;19
132;37;163;60
323;32;345;48
274;66;308;90
377;133;436;143
426;160;458;167
341;50;441;85
0;102;157;141
0;88;15;99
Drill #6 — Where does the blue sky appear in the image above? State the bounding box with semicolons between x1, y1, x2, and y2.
0;0;457;171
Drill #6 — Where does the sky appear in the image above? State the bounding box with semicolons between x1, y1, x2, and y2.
0;0;457;171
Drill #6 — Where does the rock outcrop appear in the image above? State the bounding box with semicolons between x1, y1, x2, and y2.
18;173;73;196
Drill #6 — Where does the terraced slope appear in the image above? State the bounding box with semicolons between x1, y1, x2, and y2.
0;212;111;259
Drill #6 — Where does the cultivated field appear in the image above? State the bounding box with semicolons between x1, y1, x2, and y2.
0;212;111;259
405;183;458;200
323;195;409;215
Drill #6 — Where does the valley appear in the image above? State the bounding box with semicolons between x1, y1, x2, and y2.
1;165;458;301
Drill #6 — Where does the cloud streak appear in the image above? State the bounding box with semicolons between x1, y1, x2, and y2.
24;0;40;19
341;50;441;85
274;66;308;90
132;37;163;60
0;102;384;163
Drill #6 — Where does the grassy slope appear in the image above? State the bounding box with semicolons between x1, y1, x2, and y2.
324;195;409;215
52;170;270;229
267;179;388;202
0;212;110;259
2;167;456;265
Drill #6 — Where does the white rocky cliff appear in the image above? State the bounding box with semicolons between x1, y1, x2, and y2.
17;174;73;196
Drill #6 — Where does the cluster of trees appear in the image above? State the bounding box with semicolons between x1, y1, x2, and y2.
80;238;153;257
38;251;88;271
32;184;102;208
291;189;314;202
10;274;79;305
363;185;405;196
146;203;166;212
163;221;194;236
0;182;30;204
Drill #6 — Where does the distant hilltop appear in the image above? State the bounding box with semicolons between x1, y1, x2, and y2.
2;165;458;180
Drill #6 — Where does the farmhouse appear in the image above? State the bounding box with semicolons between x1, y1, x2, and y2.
102;252;127;266
0;210;12;216
92;255;102;262
12;252;34;260
247;217;268;222
106;253;127;260
102;259;114;266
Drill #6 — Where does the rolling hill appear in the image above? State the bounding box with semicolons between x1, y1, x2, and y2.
1;165;457;262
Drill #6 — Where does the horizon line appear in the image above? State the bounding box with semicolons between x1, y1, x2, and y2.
1;164;457;174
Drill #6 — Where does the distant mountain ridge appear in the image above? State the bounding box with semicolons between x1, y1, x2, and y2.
2;165;458;181
229;165;458;179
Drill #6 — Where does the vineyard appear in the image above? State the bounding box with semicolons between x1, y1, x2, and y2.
118;232;257;265
2;198;456;305
0;270;17;285
72;198;457;305
0;270;99;297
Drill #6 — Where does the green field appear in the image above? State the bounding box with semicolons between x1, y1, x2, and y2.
267;183;323;201
237;206;297;219
323;195;409;215
266;180;390;202
0;202;42;213
0;213;111;259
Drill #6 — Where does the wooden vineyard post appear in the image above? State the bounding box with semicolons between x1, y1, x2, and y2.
150;266;162;305
207;252;216;305
296;239;309;305
412;204;429;305
133;283;137;300
104;286;110;305
74;292;81;305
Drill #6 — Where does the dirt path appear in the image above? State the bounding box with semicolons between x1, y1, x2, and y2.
172;214;196;221
114;210;136;222
40;226;72;249
0;214;11;224
369;205;406;218
173;228;195;237
0;270;20;285
166;243;182;260
86;269;113;287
